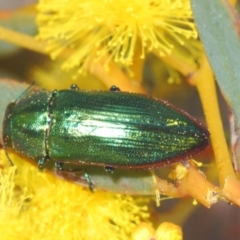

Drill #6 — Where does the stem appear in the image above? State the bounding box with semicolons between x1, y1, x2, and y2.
177;163;220;208
192;55;237;187
88;57;146;93
155;162;220;208
0;26;46;54
129;41;145;83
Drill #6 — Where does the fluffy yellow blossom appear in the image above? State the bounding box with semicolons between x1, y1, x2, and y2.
156;222;182;240
37;0;197;75
0;151;149;240
131;222;182;240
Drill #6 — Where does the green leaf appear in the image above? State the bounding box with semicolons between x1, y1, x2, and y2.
191;0;240;172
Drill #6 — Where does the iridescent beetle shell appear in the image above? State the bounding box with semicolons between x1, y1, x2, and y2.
3;85;209;171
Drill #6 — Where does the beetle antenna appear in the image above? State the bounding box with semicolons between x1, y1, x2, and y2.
15;81;35;104
3;141;14;167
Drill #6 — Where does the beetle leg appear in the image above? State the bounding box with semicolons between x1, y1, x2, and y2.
70;84;80;90
104;165;115;173
4;150;14;166
84;172;94;192
55;162;94;191
55;161;64;171
38;156;49;171
109;85;121;92
181;160;190;168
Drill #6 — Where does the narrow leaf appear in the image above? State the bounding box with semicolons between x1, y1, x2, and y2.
191;0;240;172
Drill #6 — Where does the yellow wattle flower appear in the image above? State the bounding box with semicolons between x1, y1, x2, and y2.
156;222;182;240
37;0;197;75
0;151;149;239
131;222;182;240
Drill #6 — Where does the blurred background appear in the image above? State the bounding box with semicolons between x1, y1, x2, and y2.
1;1;240;239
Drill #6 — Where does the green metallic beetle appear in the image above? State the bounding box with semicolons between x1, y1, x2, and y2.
3;85;209;176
